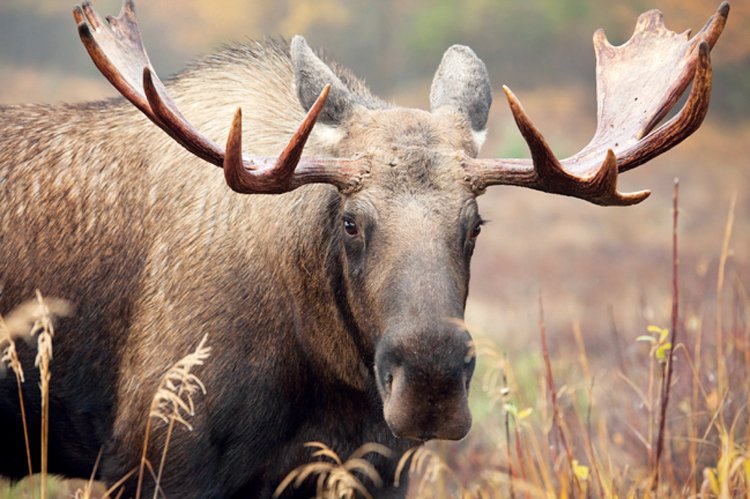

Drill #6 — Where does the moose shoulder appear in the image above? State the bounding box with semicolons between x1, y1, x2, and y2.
0;1;729;498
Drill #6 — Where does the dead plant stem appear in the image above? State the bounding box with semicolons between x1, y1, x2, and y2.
651;178;680;491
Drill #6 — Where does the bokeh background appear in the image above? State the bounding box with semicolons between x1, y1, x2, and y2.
1;0;748;495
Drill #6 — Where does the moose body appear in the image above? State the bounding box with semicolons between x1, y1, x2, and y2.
0;1;729;497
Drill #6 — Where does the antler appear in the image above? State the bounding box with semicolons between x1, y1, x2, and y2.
463;2;729;206
73;0;369;194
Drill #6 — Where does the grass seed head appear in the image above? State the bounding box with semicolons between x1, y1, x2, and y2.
149;334;211;431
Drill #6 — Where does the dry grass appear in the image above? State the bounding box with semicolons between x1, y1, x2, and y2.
136;334;211;499
1;147;747;498
1;292;72;499
393;184;749;497
274;442;393;499
0;303;210;499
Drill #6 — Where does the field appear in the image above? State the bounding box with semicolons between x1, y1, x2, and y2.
1;0;749;497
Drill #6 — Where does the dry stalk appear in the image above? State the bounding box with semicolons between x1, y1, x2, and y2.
715;192;737;393
136;334;211;499
0;315;33;498
275;442;392;499
651;179;679;491
0;293;71;499
502;369;516;499
538;294;581;495
31;291;72;499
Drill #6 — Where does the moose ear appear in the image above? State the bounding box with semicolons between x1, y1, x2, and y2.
291;36;358;126
430;45;492;148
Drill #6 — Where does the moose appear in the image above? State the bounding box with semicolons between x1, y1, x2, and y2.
0;1;729;497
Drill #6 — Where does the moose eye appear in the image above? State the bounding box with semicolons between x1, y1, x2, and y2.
343;218;359;237
469;223;482;239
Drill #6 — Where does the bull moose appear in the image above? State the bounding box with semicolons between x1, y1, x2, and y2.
0;0;729;497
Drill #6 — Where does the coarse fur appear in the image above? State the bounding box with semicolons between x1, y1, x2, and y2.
0;36;489;498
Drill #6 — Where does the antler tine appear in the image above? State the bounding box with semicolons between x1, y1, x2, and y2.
222;84;324;194
74;0;151;118
464;2;728;206
75;0;225;166
76;1;370;195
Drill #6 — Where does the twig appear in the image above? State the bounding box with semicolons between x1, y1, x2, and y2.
651;178;680;491
0;316;35;499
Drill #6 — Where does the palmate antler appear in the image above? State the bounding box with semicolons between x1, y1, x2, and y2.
73;0;369;194
463;2;729;205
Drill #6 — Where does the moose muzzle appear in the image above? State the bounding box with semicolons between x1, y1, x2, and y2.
374;325;475;441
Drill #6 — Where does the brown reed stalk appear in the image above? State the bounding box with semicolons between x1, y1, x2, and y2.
501;369;516;499
538;293;581;495
651;179;680;492
29;290;61;499
2;294;70;499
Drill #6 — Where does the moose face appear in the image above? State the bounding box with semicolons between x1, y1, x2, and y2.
331;107;486;441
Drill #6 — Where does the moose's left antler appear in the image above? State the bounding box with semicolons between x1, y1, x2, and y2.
463;2;729;205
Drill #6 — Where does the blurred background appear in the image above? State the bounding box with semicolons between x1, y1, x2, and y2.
1;0;748;494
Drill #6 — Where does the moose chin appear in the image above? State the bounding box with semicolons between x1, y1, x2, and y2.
0;0;729;497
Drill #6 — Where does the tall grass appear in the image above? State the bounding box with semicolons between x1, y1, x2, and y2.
1;292;71;499
137;334;210;499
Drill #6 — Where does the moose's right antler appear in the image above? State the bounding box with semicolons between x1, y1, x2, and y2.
464;2;729;205
73;0;369;194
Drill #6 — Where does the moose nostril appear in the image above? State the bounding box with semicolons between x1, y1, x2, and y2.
385;372;394;388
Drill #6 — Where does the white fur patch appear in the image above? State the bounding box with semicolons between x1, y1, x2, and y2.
314;124;346;148
472;129;488;151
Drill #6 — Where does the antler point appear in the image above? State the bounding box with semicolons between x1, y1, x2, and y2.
718;1;730;17
232;107;243;125
621;189;651;205
73;5;83;22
